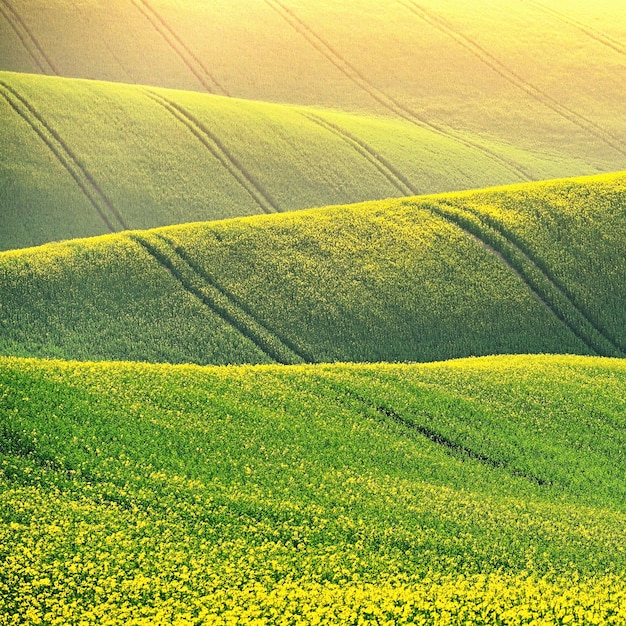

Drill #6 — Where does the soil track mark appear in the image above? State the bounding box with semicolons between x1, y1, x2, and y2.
129;233;306;365
0;80;126;232
299;111;419;196
165;237;314;363
397;0;626;158
262;0;532;182
425;199;624;357
456;202;626;355
66;0;135;83
129;0;229;95
320;377;552;486
145;89;279;214
0;0;57;74
521;0;626;58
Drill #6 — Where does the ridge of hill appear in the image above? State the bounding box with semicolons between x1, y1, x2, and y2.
0;70;593;251
1;171;625;366
1;353;625;622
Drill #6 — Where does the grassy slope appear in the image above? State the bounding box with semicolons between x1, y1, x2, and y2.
0;71;589;252
1;0;625;179
1;354;625;622
1;171;625;366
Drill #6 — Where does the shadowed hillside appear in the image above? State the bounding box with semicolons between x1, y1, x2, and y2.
0;70;592;251
1;171;624;365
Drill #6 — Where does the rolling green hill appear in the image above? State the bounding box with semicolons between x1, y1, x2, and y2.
1;0;625;189
3;2;626;623
0;70;594;252
1;353;625;622
1;171;625;366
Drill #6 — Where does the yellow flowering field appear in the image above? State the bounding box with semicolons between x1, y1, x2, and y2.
1;354;625;623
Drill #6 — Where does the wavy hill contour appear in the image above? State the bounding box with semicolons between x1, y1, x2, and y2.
1;171;624;366
0;71;592;251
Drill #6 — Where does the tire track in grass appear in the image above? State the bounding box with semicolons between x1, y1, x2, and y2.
0;80;127;233
144;89;279;215
455;201;626;356
0;0;57;74
160;233;314;363
397;0;626;159
129;0;229;96
299;110;419;196
66;0;136;84
520;0;626;58
261;0;532;182
318;376;552;487
425;198;625;357
129;232;306;365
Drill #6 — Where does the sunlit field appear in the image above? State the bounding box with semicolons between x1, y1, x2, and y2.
2;1;625;623
1;0;625;174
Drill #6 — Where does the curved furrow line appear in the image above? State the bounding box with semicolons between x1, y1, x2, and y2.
0;81;127;233
262;0;532;182
398;0;626;159
129;233;304;365
455;201;626;355
66;0;136;84
318;376;551;486
158;233;313;363
129;0;229;96
129;233;275;363
427;199;624;357
299;110;419;196
0;0;57;74
521;0;626;58
144;89;279;214
0;3;46;73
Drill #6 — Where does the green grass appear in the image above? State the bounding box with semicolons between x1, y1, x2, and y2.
1;353;625;623
0;70;595;252
1;171;625;366
1;0;625;192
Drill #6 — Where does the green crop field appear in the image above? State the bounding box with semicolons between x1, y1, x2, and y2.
1;354;625;623
1;171;625;366
2;0;626;623
0;70;592;252
2;0;625;188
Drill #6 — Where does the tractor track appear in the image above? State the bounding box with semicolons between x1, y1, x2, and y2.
299;110;419;196
397;0;626;159
129;233;306;365
145;89;279;214
262;0;532;182
425;199;625;357
0;0;57;74
521;0;626;58
0;80;126;232
456;201;626;355
319;376;552;487
129;0;229;95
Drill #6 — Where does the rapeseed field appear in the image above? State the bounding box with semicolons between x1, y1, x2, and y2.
1;172;624;366
1;354;625;623
2;1;626;622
